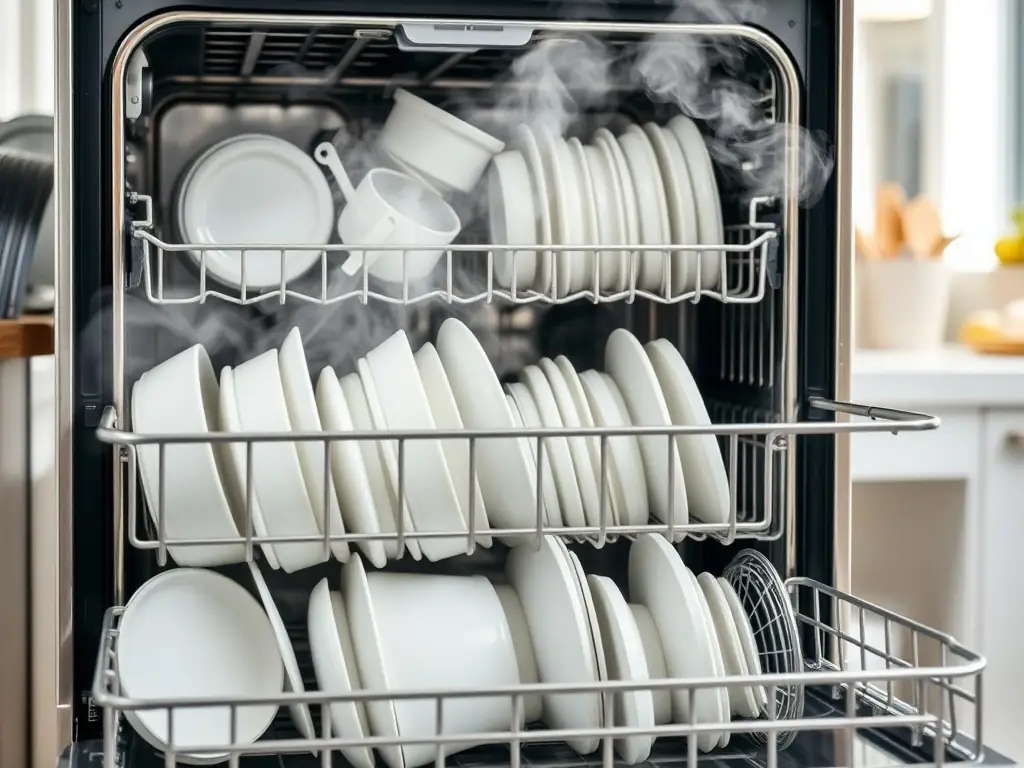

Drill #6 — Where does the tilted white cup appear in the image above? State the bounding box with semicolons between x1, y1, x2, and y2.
314;143;461;284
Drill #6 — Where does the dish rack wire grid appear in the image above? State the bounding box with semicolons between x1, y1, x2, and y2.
91;562;985;768
96;398;938;564
128;194;778;308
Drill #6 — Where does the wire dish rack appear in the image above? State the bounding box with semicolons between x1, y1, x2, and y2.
90;551;985;768
129;194;778;308
96;398;938;563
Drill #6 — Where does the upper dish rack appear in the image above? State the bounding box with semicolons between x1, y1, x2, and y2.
129;194;778;308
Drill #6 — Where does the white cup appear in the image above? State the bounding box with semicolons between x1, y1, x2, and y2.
314;143;461;284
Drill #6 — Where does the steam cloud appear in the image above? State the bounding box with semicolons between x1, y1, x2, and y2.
100;0;835;388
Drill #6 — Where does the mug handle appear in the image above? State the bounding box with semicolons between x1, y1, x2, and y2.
341;217;396;276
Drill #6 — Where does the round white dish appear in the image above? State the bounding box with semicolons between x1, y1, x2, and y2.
489;150;539;291
582;142;627;291
506;538;601;755
118;569;282;760
379;88;505;194
494;584;543;723
538;130;584;297
179;134;332;290
629;603;671;725
232;349;327;573
279;328;350;562
567;138;601;292
589;576;655;765
218;365;279;569
414;342;492;547
368;569;520;768
510;125;554;293
356;358;423;561
698;572;760;718
436;318;538;530
564;546;608;691
644;123;700;296
628;534;723;751
538;358;604;533
666;116;724;292
577;370;648;527
314;368;389;568
718;576;767;712
131;345;244;567
343;554;405;768
518;366;585;531
605;329;689;535
339;373;405;561
307;577;376;768
645;339;730;525
364;330;467;561
593;129;641;293
248;561;315;745
617;126;669;292
688;568;730;747
505;385;560;528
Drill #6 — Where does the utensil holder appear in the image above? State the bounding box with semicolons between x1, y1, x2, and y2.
860;257;951;351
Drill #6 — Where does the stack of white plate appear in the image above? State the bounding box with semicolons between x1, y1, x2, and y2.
487;117;725;298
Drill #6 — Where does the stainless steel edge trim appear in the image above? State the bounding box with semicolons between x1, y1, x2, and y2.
108;11;802;587
42;0;75;764
832;0;856;619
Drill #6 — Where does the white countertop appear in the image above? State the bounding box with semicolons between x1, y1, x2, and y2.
852;346;1024;408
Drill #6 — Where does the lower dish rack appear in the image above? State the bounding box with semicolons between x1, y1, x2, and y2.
90;564;985;768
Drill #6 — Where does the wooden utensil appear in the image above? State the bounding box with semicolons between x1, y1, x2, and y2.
931;233;960;258
902;196;943;258
875;183;906;258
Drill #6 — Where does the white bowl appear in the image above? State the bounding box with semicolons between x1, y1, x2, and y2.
131;344;245;567
118;569;282;761
493;584;542;723
378;88;505;194
488;150;538;290
367;568;520;768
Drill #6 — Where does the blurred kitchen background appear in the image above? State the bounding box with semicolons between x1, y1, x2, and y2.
3;0;1024;761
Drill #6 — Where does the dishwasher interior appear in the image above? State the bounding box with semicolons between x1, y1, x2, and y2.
71;12;987;768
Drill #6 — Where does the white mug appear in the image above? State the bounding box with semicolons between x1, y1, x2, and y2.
314;143;461;284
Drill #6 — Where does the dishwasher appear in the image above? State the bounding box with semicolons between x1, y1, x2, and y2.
50;2;994;767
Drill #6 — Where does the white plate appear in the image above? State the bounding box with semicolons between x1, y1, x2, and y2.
494;584;543;723
605;329;689;535
308;577;375;768
365;331;467;561
489;151;539;291
218;365;280;569
628;535;723;752
593;129;640;293
436;318;538;530
118;569;282;760
688;569;729;747
645;339;730;525
617;126;670;292
629;603;671;725
582;142;627;291
179;135;332;290
588;576;655;765
415;342;492;547
519;366;585;531
666;117;724;292
233;350;326;573
248;562;315;746
279;328;349;562
644;124;701;296
339;373;406;561
578;371;648;528
505;385;560;528
539;130;585;297
357;359;424;561
506;538;601;755
698;573;760;718
564;547;608;689
510;125;553;293
538;358;604;534
314;368;389;568
567;138;601;292
718;577;767;712
344;554;406;768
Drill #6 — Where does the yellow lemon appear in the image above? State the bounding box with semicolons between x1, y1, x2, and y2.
995;237;1024;265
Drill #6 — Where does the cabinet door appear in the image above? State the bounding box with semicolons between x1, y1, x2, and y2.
980;409;1024;761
